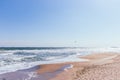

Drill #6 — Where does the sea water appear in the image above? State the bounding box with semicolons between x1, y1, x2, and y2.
0;47;120;74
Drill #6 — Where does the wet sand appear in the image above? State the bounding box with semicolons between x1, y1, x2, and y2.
0;66;40;80
0;53;120;80
0;63;73;80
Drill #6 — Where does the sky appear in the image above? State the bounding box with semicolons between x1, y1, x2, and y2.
0;0;120;47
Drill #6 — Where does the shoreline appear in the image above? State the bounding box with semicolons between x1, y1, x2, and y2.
0;53;119;80
51;53;120;80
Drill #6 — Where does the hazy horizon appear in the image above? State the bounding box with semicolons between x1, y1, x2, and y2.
1;0;120;47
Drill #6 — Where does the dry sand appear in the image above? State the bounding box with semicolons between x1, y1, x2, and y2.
47;53;120;80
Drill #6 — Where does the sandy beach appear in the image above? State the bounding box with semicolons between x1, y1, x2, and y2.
1;0;120;79
0;53;120;80
50;53;120;80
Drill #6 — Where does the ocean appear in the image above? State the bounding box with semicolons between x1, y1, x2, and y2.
0;47;119;74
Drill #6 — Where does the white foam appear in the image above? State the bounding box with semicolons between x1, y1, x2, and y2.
25;72;37;80
64;64;73;71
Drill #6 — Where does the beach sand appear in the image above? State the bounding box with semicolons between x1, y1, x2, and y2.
49;53;120;80
0;53;120;80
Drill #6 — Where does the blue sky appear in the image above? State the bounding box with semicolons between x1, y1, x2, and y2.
0;0;120;47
